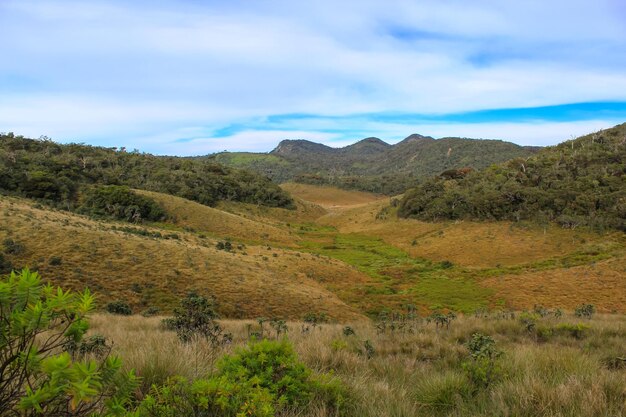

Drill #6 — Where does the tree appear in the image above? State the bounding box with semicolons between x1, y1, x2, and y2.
0;268;137;416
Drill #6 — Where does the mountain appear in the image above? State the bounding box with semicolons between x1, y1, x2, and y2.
209;134;539;195
398;122;626;231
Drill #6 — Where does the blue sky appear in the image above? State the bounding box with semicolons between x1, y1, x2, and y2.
1;0;626;155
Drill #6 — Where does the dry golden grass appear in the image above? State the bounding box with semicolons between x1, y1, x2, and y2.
88;313;626;417
136;189;299;246
319;199;612;268
483;254;626;313
280;183;386;209
218;198;328;224
0;196;366;321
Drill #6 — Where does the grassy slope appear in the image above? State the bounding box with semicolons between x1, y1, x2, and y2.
2;182;624;317
280;182;387;208
0;196;366;321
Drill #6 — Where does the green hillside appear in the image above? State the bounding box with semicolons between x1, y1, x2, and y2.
0;133;294;211
398;123;626;231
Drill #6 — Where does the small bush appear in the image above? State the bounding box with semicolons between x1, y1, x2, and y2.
554;323;589;339
574;303;595;319
48;256;62;266
164;291;230;345
3;238;24;255
462;333;502;388
0;253;12;274
136;340;350;416
106;300;133;315
142;306;160;317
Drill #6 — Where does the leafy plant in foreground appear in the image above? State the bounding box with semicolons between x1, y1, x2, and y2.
135;339;350;417
0;268;137;416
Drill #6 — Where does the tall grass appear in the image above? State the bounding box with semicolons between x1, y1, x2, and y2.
89;312;626;417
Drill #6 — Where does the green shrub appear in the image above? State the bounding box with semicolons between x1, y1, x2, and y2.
106;300;133;315
163;291;229;345
142;306;160;317
462;333;502;388
135;340;350;416
79;185;166;223
3;238;24;255
574;303;595;319
554;323;590;339
0;268;137;416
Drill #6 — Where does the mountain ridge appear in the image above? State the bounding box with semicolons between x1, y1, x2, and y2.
211;133;540;194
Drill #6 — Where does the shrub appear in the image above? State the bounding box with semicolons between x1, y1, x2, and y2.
106;300;133;315
0;268;137;416
135;340;350;416
575;303;595;319
343;326;356;336
164;291;230;345
0;253;12;274
462;333;502;388
48;256;62;266
3;238;24;255
554;323;590;339
79;185;166;223
142;306;160;317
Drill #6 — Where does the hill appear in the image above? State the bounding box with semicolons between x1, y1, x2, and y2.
0;133;294;210
398;122;626;231
209;134;538;194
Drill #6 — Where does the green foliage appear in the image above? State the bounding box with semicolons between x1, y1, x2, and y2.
462;333;502;388
343;326;356;336
398;123;626;231
0;268;138;416
164;292;230;345
575;303;596;319
3;238;24;254
135;339;350;416
0;134;294;210
554;323;590;339
211;135;535;195
106;300;133;315
79;185;166;222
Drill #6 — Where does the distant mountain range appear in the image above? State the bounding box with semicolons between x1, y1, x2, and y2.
208;134;540;194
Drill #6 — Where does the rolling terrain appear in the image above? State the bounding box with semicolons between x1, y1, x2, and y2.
2;181;624;318
209;134;538;194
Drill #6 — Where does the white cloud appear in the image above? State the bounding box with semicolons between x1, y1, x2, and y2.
0;0;625;152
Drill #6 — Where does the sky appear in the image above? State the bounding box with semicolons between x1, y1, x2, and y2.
1;0;626;155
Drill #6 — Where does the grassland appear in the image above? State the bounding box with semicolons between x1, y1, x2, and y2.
2;182;625;318
90;312;626;417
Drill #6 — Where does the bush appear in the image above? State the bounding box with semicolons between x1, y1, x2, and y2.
0;268;137;416
164;291;229;345
3;238;24;255
142;306;160;317
462;333;502;388
574;303;595;319
48;256;62;266
0;253;12;274
79;185;167;223
106;300;133;315
135;340;350;417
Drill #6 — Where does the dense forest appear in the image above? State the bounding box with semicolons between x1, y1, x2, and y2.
0;133;294;215
210;135;538;195
398;123;626;231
